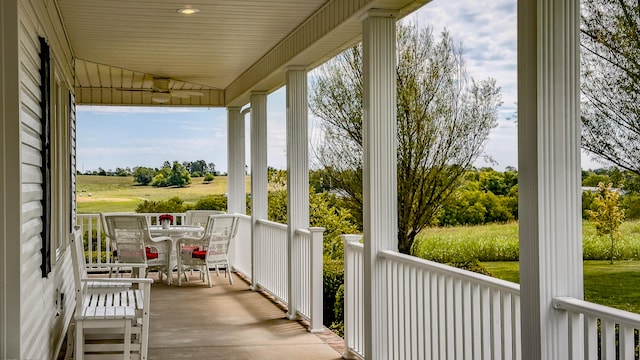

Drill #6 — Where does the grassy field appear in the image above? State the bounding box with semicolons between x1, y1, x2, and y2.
76;175;249;213
415;222;640;314
484;261;640;314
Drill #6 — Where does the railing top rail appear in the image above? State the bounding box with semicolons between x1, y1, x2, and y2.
256;218;288;230
379;249;520;295
345;240;364;250
554;296;640;328
295;228;311;236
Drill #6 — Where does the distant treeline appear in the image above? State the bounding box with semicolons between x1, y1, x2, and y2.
309;166;640;226
81;160;219;188
80;160;218;178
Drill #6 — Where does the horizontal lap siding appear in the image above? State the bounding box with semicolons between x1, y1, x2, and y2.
18;0;75;358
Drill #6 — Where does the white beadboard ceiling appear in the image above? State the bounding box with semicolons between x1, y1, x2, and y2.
54;0;428;106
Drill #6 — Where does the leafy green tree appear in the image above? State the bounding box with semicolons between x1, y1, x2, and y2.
588;182;625;264
310;24;502;254
151;173;168;187
168;161;191;187
581;0;640;173
582;172;610;187
133;166;155;185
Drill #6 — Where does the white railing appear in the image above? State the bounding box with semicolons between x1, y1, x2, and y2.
255;219;289;304
344;235;365;359
229;214;252;279
76;213;185;270
77;212;324;332
292;227;324;332
343;235;522;360
554;296;640;360
76;214;113;268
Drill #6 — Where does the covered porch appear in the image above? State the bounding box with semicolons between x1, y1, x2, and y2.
3;0;639;359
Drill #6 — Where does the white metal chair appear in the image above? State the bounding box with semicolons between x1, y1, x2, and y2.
103;214;172;280
176;214;239;287
185;210;226;226
69;227;152;360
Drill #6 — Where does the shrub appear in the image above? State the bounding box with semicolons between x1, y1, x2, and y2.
195;195;227;211
323;257;344;332
203;173;215;183
135;196;186;213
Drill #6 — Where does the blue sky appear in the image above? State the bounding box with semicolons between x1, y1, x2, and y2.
77;0;601;173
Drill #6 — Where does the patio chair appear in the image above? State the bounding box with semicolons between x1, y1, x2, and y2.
176;214;239;287
103;214;172;280
100;212;135;278
69;227;152;360
185;209;226;227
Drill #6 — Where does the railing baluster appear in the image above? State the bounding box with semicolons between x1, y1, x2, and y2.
619;325;634;360
602;320;615;360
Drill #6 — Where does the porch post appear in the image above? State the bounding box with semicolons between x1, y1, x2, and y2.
285;66;310;320
250;92;268;290
361;10;398;359
518;0;582;359
227;106;246;214
0;0;22;357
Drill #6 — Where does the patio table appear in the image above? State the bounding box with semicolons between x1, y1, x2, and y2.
149;225;203;285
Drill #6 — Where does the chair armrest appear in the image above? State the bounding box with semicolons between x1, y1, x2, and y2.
81;277;153;284
150;236;172;243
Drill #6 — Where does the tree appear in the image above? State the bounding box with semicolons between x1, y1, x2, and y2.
168;161;191;187
588;182;625;264
580;0;640;174
310;24;501;254
133;166;155;185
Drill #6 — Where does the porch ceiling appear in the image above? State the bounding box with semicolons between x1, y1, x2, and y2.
54;0;428;107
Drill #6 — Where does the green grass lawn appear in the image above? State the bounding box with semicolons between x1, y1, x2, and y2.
76;175;250;213
484;260;640;314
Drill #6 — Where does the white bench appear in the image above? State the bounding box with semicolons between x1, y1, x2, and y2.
70;227;152;360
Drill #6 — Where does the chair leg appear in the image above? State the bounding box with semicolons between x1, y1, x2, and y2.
75;320;84;360
206;266;212;288
123;319;132;360
227;263;233;284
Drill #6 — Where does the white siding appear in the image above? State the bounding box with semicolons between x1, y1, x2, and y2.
17;0;76;358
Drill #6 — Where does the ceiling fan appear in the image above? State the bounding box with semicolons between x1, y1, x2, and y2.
118;78;204;103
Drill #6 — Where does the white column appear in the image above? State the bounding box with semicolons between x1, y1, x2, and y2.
250;92;268;289
227;106;246;214
361;10;398;359
518;0;582;359
285;66;309;319
0;0;22;357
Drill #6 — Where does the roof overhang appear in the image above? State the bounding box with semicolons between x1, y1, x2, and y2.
54;0;429;107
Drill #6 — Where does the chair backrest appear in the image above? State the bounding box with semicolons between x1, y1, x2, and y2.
185;210;226;227
202;214;239;262
103;214;149;263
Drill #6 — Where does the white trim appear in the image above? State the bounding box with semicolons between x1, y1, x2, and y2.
1;0;22;357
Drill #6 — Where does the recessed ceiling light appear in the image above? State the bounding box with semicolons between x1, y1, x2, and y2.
177;7;199;15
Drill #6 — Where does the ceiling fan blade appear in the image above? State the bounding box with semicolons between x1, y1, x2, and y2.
170;90;203;98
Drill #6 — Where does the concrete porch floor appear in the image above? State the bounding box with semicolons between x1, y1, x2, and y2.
146;271;344;360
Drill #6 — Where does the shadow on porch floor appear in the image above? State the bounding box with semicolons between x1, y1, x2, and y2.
146;271;343;360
